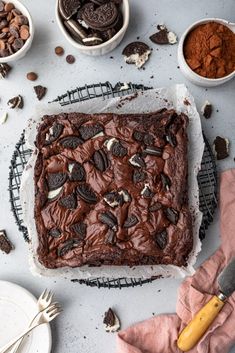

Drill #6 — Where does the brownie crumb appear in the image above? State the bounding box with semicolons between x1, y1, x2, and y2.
0;230;14;254
213;136;229;160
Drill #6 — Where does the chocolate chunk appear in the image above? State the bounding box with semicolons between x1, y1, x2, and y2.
77;184;97;204
0;63;11;79
213;136;229;160
99;211;117;230
58;238;82;257
149;202;162;212
49;229;61;238
111;141;127;157
79;123;103;140
143;146;163;157
66;54;75;64
60;136;83;149
105;229;116;245
201;101;212;119
0;230;13;254
93;149;109;172
129;154;146;168
47;172;67;191
59;193;77;209
70;222;86;239
122;41;151;68
123;215;138;228
133;169;146;183
34;85;47;101
82;2;118;30
154;229;168;250
160;173;171;190
166;132;177;147
58;0;81;19
69;162;86;181
103;308;120;332
150;25;177;45
164;208;179;225
7;95;23;109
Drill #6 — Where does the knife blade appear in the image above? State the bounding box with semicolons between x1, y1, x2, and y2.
218;257;235;298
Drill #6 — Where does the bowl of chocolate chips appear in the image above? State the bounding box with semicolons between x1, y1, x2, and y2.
0;0;34;62
56;0;130;56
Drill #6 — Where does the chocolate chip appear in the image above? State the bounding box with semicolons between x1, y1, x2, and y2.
123;215;138;228
93;149;109;172
99;211;117;230
111;141;127;157
69;162;86;181
66;54;75;64
77;184;97;204
58;0;81;19
47;172;67;191
59;193;77;209
34;85;47;100
27;72;38;81
143;146;163;157
154;229;168;250
79;123;103;140
166;132;177;147
164;208;179;225
133;169;146;183
160;173;171;190
82;2;118;30
55;46;64;56
213;136;229;160
105;229;116;245
49;229;61;238
0;229;13;254
149;202;162;212
60;136;83;149
70;222;86;239
57;238;82;257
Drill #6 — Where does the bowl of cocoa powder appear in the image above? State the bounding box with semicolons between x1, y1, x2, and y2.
0;0;34;63
178;18;235;87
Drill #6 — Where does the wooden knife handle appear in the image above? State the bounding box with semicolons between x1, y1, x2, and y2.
177;296;224;352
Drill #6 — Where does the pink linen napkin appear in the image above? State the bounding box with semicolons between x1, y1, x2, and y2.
116;169;235;353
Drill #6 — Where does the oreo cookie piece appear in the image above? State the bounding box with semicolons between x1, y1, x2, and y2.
129;154;146;168
49;229;61;238
150;25;177;45
68;162;86;181
99;211;117;230
144;146;163;157
34;85;47;101
93;149;109;172
46;123;64;144
77;184;97;204
164;207;179;225
149;202;162;212
160;173;171;191
133;169;146;183
154;229;168;250
82;2;118;31
47;172;67;191
79;123;104;140
166;132;177;147
132;131;154;145
105;229;116;245
70;222;87;239
57;238;82;257
110;141;127;157
59;193;77;209
122;42;151;69
101;28;116;42
59;0;81;20
83;33;103;46
123;215;138;228
60;136;83;149
64;19;87;43
141;184;154;198
213;136;229;160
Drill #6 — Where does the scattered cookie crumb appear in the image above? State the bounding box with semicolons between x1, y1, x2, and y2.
213;136;229;160
103;308;120;333
201;100;212;119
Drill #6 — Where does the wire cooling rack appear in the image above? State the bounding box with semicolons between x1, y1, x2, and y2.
9;81;217;289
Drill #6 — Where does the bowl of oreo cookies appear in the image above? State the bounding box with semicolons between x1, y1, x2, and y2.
56;0;130;56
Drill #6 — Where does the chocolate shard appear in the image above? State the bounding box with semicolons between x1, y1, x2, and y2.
99;211;117;230
164;207;179;225
160;173;171;190
144;146;163;157
34;85;47;101
111;141;127;157
59;193;77;209
70;222;86;239
93;149;109;172
47;172;67;191
60;136;83;149
79;123;104;140
49;229;61;238
77;184;97;204
123;215;138;228
69;162;86;181
154;229;168;250
0;229;14;254
133;169;146;183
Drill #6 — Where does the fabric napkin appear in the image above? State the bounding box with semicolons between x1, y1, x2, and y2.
116;169;235;353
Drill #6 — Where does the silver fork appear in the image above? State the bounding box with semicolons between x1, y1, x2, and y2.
0;303;62;353
10;289;54;353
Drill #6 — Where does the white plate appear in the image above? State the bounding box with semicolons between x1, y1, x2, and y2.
0;281;51;353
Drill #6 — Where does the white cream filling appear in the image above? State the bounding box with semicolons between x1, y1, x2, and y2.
68;163;75;173
167;31;177;44
129;154;142;167
119;82;130;91
104;138;118;151
104;313;120;333
78;19;89;29
124;50;151;69
91;131;105;139
104;197;120;208
48;186;63;200
0;112;8;125
141;183;151;196
83;36;103;44
104;190;130;208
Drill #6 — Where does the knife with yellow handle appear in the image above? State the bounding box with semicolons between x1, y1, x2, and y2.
177;257;235;352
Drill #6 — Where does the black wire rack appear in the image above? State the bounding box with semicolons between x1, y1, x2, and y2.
8;81;217;289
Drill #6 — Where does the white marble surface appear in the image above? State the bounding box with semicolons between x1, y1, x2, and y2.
0;1;235;352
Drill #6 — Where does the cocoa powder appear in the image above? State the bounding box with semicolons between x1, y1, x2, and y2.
184;22;235;79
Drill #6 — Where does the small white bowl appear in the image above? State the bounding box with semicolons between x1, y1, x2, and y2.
55;0;130;56
0;0;34;63
178;18;235;87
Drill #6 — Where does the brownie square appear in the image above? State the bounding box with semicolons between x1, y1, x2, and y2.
34;109;193;269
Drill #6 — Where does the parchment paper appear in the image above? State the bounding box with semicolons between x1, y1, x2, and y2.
21;84;204;279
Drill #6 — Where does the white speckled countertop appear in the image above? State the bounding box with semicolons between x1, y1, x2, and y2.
0;1;234;352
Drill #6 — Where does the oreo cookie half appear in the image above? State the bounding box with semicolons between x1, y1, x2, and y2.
82;2;118;31
122;42;151;69
59;0;81;20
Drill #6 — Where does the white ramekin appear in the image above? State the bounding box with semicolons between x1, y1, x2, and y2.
55;0;130;56
0;0;34;63
178;18;235;87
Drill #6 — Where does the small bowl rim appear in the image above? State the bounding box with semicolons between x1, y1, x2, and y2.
55;0;130;51
179;17;235;82
0;0;34;62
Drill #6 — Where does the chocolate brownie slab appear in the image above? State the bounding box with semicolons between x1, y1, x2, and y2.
34;109;193;269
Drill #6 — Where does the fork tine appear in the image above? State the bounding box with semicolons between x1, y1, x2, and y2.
49;309;63;320
46;290;54;303
46;303;61;313
40;289;47;300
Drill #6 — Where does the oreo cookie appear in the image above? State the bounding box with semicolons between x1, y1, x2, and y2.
60;136;83;149
46;123;64;144
47;172;67;191
59;0;81;20
150;25;177;45
99;211;117;230
122;42;151;69
57;238;82;257
69;162;86;182
133;169;146;183
83;33;103;46
59;193;77;209
82;2;118;31
77;184;97;204
93;149;109;172
64;19;87;43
